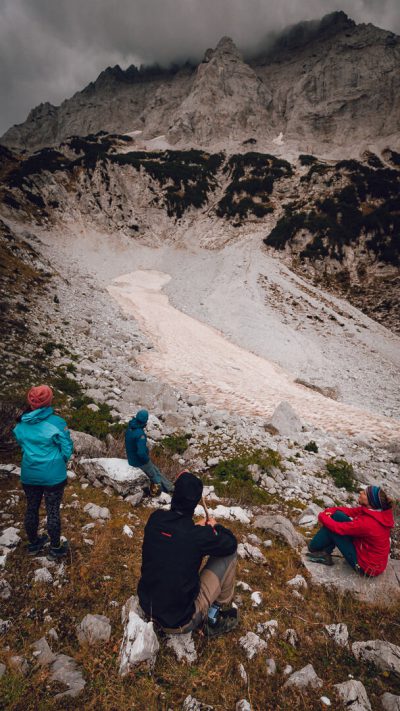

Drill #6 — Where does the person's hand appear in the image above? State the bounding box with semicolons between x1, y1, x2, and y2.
206;517;217;527
197;517;217;527
324;512;332;517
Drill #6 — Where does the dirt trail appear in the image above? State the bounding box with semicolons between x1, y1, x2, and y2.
108;270;400;440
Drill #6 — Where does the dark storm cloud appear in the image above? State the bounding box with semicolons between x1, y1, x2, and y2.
1;0;398;135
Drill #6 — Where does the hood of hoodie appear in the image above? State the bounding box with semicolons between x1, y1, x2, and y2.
360;506;394;528
21;406;54;424
128;417;145;431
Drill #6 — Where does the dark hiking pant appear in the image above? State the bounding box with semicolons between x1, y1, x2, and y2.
308;511;359;570
22;480;66;547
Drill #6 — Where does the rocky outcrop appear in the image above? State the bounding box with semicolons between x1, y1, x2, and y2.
2;13;399;155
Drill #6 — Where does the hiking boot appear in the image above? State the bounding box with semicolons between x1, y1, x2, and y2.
149;483;162;498
205;608;239;638
306;550;334;566
47;540;69;561
26;533;49;555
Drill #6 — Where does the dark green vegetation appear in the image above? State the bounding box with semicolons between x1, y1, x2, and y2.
110;149;224;218
265;157;400;267
326;458;357;492
304;440;319;453
217;152;292;222
69;400;125;440
152;433;191;457
210;448;282;505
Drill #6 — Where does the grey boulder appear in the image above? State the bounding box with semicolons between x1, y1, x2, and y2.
334;680;371;711
80;458;148;496
283;664;323;690
352;639;400;674
76;614;112;645
70;430;106;458
253;514;304;549
267;401;302;437
49;654;86;699
381;693;400;711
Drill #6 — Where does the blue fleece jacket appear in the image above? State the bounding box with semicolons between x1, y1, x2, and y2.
13;407;74;486
125;417;150;467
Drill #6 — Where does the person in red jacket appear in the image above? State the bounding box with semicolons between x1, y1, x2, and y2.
306;485;394;576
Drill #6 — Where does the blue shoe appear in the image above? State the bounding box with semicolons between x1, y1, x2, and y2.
27;534;49;555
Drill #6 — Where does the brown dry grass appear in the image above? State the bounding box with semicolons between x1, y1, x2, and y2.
0;473;399;711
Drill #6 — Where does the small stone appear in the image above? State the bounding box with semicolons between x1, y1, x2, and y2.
239;631;268;659
286;574;307;590
238;662;247;683
0;527;21;548
182;696;214;710
320;697;331;706
257;620;278;638
251;591;262;607
334;679;371;710
31;637;56;666
123;525;134;538
236;701;251;711
0;662;5;678
283;664;293;675
266;658;277;675
83;503;111;520
284;628;299;648
76;614;111;645
0;579;11;600
236;581;252;592
48;628;59;642
284;664;323;690
381;693;400;711
49;653;86;699
9;655;29;676
34;568;53;584
166;632;197;663
0;618;12;634
325;623;349;648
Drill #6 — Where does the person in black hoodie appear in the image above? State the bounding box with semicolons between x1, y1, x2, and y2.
138;471;238;637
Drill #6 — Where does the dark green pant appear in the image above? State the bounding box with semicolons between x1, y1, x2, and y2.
308;511;358;569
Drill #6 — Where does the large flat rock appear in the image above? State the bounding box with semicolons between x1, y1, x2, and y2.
301;550;400;605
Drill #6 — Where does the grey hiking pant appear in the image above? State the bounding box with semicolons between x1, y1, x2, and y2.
161;552;238;634
140;460;174;493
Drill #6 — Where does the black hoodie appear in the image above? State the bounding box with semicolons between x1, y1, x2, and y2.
138;509;237;628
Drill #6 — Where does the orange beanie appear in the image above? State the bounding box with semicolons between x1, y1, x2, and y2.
27;385;54;410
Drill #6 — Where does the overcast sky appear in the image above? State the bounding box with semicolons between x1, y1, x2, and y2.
1;0;399;136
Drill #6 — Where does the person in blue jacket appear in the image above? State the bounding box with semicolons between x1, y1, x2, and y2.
125;409;174;496
13;385;74;560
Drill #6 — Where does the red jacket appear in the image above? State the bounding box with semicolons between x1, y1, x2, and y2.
318;505;394;576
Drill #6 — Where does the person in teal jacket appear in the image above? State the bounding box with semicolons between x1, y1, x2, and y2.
125;409;174;496
13;385;73;560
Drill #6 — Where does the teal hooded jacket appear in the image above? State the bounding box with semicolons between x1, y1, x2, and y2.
13;407;74;486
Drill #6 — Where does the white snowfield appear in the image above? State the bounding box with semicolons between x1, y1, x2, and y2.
109;269;400;440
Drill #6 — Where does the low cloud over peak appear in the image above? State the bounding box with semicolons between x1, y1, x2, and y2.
1;0;398;135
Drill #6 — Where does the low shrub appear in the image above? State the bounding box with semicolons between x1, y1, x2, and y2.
53;375;81;396
304;441;319;453
153;433;191;456
210;448;281;505
326;458;357;491
68;403;123;440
